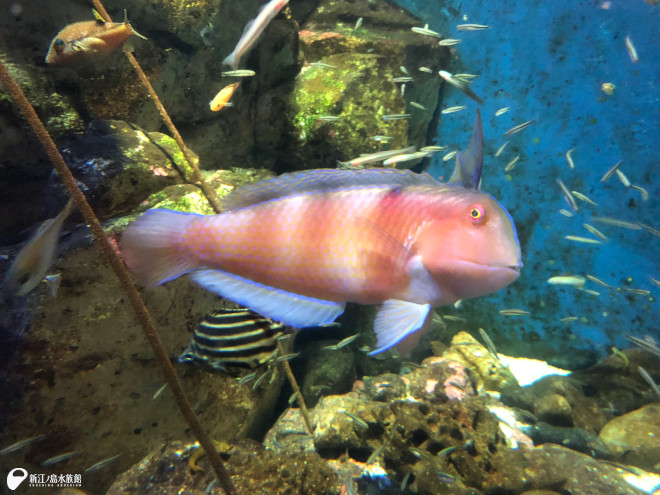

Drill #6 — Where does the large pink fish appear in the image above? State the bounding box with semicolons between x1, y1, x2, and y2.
120;111;522;353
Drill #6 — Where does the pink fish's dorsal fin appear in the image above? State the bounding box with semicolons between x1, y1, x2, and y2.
450;108;483;189
223;168;440;211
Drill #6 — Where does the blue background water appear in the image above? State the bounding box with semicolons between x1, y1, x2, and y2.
396;0;659;363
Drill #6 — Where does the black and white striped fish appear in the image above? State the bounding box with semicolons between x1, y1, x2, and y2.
178;308;289;372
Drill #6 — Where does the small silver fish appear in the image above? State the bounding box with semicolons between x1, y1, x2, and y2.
354;17;363;30
370;135;394;142
442;315;467;322
564;235;601;245
499;308;530;316
478;328;499;360
625;35;639;63
441;105;467;114
41;451;81;467
152;383;168;399
411;25;440;37
341;410;368;429
251;370;270;390
420;145;447;152
456;24;490;31
495;141;509;157
453;73;479;81
288;390;299;404
4;198;75;296
582;224;608;241
409;102;427;110
438;39;461;46
556;178;578;212
592;216;641;230
558;209;574;217
83;454;121;474
495;107;510;117
316;115;343;121
638;223;660;237
334;334;359;348
221;69;256;77
615;169;631;187
438;70;483;104
442;150;457;161
310;62;338;70
237;371;258;385
578;288;600;296
504;155;520;172
571;191;597;206
392;76;413;83
382;114;411;120
585;275;613;289
0;435;45;456
503;119;535;136
565;148;576;169
366;444;385;465
276;352;301;363
622;288;651;296
382;151;433;167
338;146;417;168
600;160;623;182
631;185;649;201
418;66;433;73
547;275;585;287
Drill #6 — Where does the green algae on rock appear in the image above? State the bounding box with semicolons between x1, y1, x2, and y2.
289;1;449;169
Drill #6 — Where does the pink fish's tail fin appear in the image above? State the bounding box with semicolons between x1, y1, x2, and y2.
120;209;201;288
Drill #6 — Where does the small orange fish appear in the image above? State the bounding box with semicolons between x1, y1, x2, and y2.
45;11;145;66
209;82;240;112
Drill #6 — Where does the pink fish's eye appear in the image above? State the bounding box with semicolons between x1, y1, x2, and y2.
469;204;485;224
54;39;65;53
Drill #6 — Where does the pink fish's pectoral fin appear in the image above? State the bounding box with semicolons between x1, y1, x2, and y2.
394;310;434;357
368;300;431;355
190;269;345;328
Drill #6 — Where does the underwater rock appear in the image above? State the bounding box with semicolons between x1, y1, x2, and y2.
529;422;611;459
599;403;660;471
0;60;85;238
106;439;339;494
533;393;573;425
45;120;196;218
289;0;449;168
297;341;357;408
488;444;648;494
266;362;509;494
501;374;606;434
441;331;519;393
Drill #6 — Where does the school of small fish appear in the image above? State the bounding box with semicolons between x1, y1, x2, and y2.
2;4;653;491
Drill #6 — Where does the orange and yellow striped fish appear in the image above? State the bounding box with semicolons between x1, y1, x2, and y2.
120;110;522;354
